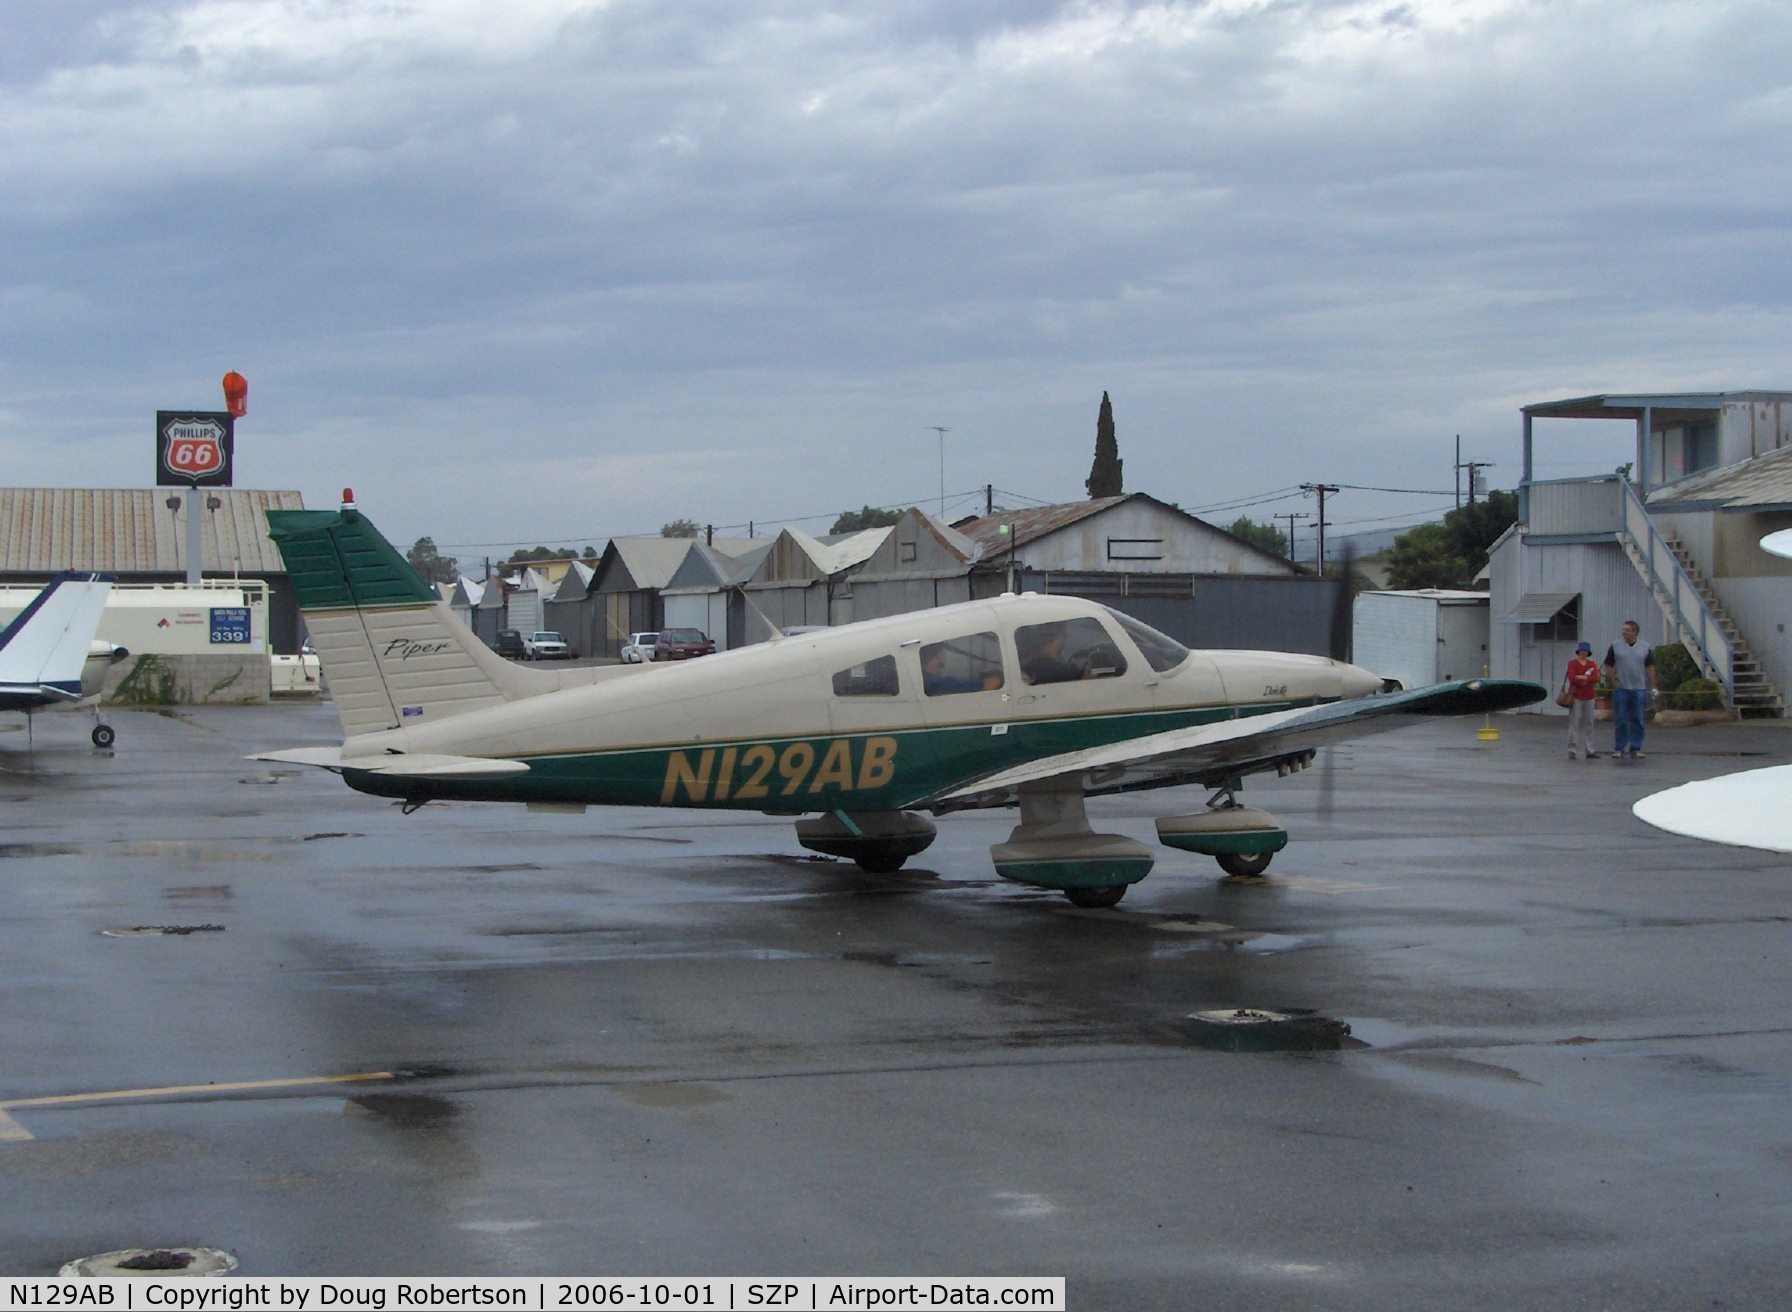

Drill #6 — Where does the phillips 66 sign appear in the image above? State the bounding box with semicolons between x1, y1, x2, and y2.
155;411;235;487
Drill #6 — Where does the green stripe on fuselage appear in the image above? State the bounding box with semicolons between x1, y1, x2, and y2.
341;700;1323;810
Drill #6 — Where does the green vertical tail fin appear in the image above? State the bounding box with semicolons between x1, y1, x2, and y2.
267;504;545;740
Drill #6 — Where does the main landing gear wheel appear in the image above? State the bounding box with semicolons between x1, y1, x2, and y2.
1064;884;1128;909
854;844;910;874
91;724;115;749
1217;850;1273;877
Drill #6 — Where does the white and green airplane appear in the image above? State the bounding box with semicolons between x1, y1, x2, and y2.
255;495;1544;907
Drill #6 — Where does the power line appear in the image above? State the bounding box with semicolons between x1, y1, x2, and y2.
1332;482;1460;496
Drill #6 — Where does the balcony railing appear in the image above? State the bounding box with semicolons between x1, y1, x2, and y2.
1521;475;1623;536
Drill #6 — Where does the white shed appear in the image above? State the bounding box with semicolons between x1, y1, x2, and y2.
1353;590;1490;691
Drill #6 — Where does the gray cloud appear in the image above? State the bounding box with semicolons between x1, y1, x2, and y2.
3;0;1790;552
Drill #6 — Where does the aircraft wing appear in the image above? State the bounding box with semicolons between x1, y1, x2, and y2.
923;679;1546;811
249;746;531;780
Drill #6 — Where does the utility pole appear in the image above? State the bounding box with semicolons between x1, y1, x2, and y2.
1276;511;1311;564
1301;484;1339;574
928;426;950;517
1455;437;1493;508
985;484;994;517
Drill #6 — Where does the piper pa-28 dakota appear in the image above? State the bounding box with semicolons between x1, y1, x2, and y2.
255;494;1545;907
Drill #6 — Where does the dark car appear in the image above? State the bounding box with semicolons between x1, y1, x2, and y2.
652;627;716;661
493;629;527;660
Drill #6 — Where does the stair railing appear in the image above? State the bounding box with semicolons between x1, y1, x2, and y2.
1617;477;1733;700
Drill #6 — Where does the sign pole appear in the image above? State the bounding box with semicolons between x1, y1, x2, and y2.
186;486;203;586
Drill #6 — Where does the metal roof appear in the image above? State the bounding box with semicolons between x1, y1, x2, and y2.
1522;392;1792;421
1500;591;1580;622
1647;442;1792;511
956;496;1127;553
604;537;701;590
0;487;305;576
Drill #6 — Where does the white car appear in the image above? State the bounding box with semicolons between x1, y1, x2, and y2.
620;632;658;663
524;630;573;660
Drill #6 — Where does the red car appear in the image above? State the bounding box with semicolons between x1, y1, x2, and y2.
652;627;716;661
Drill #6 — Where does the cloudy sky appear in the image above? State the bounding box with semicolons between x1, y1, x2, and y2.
4;0;1790;564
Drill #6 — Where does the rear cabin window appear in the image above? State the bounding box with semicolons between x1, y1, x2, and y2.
1102;607;1191;674
832;655;899;697
1017;617;1128;685
920;632;1004;696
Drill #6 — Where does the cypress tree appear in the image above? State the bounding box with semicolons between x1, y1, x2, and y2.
1086;391;1123;498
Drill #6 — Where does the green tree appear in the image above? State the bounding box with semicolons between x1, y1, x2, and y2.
1384;491;1518;589
405;536;459;584
1226;516;1288;558
831;505;904;533
506;545;588;564
660;518;700;538
1086;391;1123;498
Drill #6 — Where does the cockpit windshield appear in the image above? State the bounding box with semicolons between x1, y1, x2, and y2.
1102;607;1191;673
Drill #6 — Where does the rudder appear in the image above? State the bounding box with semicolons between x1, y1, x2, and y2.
267;500;549;739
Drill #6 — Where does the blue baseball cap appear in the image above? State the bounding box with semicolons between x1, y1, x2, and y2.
1575;641;1592;653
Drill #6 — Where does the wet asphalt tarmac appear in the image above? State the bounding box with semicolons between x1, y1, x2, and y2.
2;701;1790;1308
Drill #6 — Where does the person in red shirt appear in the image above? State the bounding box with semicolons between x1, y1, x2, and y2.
1564;640;1602;759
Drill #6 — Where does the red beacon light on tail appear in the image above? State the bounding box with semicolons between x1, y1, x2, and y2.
341;488;358;518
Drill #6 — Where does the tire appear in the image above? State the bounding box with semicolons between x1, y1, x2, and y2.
1217;850;1273;877
1065;884;1127;909
854;846;909;874
91;724;116;748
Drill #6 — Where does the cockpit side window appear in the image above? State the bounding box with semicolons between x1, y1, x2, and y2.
832;654;899;697
1016;617;1128;684
1102;607;1191;673
920;632;1005;696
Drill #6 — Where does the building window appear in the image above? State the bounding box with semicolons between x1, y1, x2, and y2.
899;541;918;563
1107;537;1163;562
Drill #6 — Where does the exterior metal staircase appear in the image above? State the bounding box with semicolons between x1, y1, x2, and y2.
1617;478;1784;717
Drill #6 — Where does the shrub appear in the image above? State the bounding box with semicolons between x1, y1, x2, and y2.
1654;642;1699;690
1664;677;1722;711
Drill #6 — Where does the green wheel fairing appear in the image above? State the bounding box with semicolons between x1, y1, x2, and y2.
340;699;1327;811
1158;828;1289;857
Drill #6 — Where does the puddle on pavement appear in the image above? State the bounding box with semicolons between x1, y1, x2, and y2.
842;950;993;969
612;1082;729;1110
346;1093;459;1128
165;884;232;902
1339;1017;1426;1049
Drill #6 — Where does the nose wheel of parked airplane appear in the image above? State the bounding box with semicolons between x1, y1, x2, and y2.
91;721;115;749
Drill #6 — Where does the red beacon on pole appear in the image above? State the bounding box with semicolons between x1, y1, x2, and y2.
222;371;248;418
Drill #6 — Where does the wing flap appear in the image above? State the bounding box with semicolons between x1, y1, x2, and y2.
929;679;1545;807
